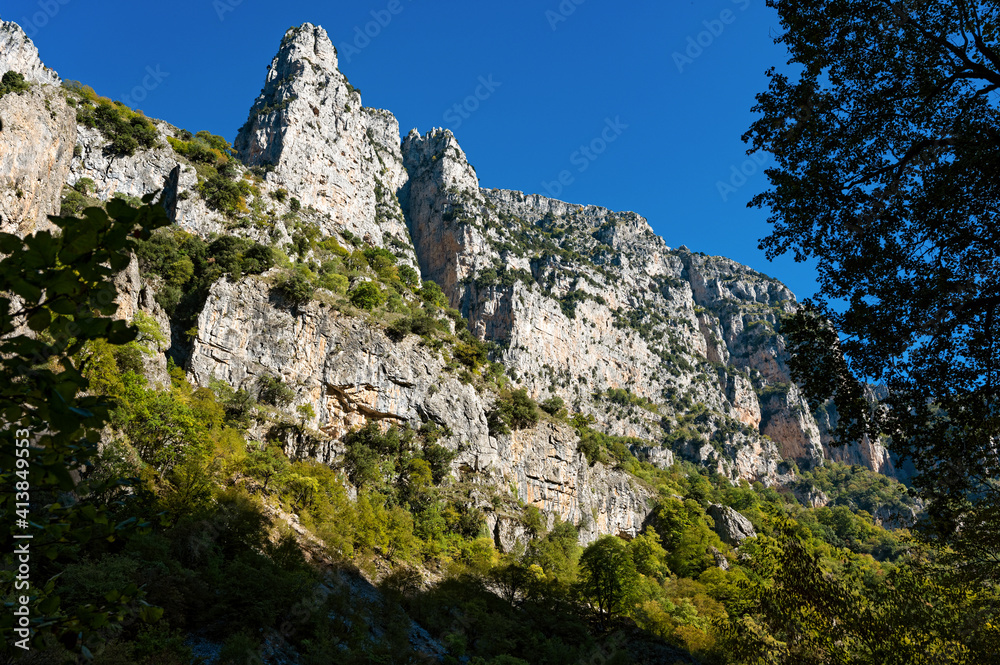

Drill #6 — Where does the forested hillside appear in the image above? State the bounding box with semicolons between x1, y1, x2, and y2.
1;8;997;665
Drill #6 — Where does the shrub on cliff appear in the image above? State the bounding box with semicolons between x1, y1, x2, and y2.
349;281;385;310
0;70;30;97
77;99;158;156
487;388;539;436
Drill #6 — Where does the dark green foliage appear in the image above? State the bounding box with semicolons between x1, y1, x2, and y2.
539;395;566;417
454;328;489;370
0;70;31;97
0;195;169;653
289;197;301;213
363;246;397;275
747;0;1000;580
77;100;158;156
135;228;274;326
420;280;448;307
487;388;540;436
398;264;420;287
199;172;251;217
575;425;645;470
349;281;385;310
578;536;639;626
257;374;294;408
276;267;315;306
60;187;89;216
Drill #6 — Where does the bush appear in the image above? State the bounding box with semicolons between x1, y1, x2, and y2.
420;280;449;308
349;282;385;310
276;268;315;306
78;100;158;156
0;70;30;97
398;264;420;287
199;172;250;217
73;177;95;195
540;396;566;417
257;374;295;408
60;188;88;216
488;388;539;436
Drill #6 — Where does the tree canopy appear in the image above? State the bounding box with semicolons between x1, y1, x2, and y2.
746;0;1000;580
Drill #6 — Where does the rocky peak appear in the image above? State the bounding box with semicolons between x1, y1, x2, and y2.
235;23;412;253
0;19;61;85
401;128;491;294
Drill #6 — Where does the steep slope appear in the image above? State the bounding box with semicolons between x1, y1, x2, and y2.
234;23;414;263
0;20;909;549
0;19;61;86
0;21;74;236
400;129;863;483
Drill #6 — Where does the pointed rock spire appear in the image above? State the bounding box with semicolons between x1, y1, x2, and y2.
234;23;410;251
0;19;61;85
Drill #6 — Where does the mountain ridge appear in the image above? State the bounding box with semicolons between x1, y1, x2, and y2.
0;20;913;544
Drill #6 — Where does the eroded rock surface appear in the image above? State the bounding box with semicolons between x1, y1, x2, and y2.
189;275;652;543
708;504;757;546
0;86;74;235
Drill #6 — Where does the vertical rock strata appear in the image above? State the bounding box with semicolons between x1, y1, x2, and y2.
0;20;914;544
234;23;413;258
0;86;75;235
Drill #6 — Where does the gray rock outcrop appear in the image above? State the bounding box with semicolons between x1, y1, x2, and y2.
234;24;414;260
188;275;652;544
0;20;61;85
0;85;75;235
707;504;757;545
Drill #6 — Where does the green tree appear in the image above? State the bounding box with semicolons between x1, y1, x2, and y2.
0;195;169;653
349;281;386;310
487;388;540;435
256;374;294;408
578;535;639;627
0;70;31;97
746;0;1000;582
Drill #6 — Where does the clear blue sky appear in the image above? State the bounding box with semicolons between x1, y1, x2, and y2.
3;0;821;301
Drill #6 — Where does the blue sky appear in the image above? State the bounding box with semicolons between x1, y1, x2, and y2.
4;0;820;301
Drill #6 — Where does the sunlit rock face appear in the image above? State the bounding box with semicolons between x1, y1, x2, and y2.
234;23;414;261
188;275;652;544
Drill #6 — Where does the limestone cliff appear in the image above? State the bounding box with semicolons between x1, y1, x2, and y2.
0;19;916;547
0;20;61;86
189;275;652;543
234;23;414;262
0;84;75;235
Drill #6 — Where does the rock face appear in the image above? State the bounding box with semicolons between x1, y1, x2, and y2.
189;275;652;544
2;17;918;545
707;504;757;545
234;24;414;261
113;256;171;387
0;20;61;85
399;127;840;485
0;85;75;235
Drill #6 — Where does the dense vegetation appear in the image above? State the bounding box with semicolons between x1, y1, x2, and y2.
0;70;31;98
6;6;1000;657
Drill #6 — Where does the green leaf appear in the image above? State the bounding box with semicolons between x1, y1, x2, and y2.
26;309;51;331
0;232;21;253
